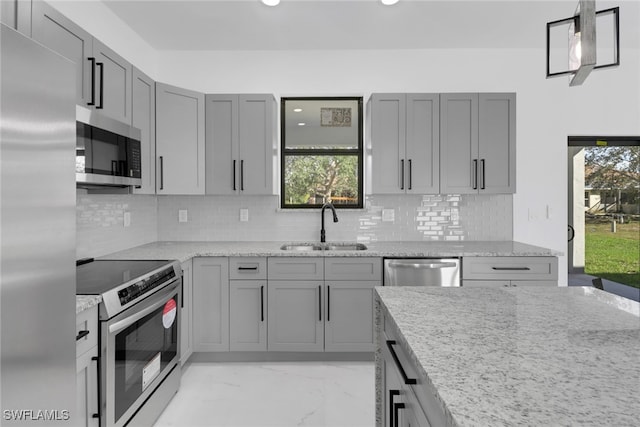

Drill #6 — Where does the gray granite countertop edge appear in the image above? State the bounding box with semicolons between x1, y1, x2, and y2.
100;240;563;263
76;295;102;314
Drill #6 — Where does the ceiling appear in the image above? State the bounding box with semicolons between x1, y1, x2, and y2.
99;0;639;51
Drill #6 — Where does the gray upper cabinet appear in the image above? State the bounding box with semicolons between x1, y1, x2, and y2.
32;1;92;107
369;93;439;194
440;93;515;194
205;94;276;195
1;0;32;35
32;1;133;123
132;67;155;194
156;83;205;195
92;38;132;124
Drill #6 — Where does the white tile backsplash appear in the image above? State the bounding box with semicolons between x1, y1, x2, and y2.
76;194;158;259
156;194;513;242
77;193;512;256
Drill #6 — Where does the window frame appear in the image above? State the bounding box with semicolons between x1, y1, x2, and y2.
280;96;364;209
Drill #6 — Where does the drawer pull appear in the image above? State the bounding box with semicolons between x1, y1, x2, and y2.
237;266;258;271
393;402;405;427
491;267;531;271
76;330;90;341
386;340;417;385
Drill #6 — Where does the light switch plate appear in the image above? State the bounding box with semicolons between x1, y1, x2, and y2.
382;208;395;222
123;211;131;227
240;208;249;222
178;210;188;223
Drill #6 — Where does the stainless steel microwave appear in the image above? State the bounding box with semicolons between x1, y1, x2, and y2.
76;106;142;187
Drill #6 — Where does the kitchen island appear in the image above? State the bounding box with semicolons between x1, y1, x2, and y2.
375;286;640;426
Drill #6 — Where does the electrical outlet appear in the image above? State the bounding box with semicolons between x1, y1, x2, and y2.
123;211;131;227
382;208;395;222
178;210;188;223
240;208;249;222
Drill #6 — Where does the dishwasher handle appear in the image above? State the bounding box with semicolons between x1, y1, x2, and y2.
387;261;458;269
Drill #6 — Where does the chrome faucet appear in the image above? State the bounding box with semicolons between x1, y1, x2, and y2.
320;202;339;243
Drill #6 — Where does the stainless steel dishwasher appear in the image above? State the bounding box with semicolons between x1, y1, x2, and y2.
384;258;461;286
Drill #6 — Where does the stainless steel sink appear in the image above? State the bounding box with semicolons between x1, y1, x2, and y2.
279;242;367;251
324;243;368;251
279;243;324;251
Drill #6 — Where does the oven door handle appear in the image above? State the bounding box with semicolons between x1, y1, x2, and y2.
108;283;179;334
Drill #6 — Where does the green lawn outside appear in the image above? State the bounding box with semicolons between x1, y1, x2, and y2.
585;219;640;289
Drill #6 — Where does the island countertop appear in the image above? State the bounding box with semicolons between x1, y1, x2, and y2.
375;286;640;426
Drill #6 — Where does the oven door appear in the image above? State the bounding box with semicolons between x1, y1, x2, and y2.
102;280;180;427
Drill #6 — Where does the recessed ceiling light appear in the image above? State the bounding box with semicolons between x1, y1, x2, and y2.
261;0;280;6
293;108;303;113
298;122;306;126
381;0;399;5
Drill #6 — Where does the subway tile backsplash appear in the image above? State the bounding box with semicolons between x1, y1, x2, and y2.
156;194;512;242
77;193;512;257
76;194;158;259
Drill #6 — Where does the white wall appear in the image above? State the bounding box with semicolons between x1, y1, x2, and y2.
55;1;640;284
152;47;640;285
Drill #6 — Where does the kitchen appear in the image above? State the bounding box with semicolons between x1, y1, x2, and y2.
2;0;640;426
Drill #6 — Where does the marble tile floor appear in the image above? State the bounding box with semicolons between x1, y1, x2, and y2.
153;362;375;427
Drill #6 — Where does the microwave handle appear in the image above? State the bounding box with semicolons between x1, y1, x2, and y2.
108;281;179;334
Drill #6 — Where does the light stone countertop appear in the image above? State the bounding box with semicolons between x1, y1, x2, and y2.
375;286;640;427
99;240;562;263
76;295;102;314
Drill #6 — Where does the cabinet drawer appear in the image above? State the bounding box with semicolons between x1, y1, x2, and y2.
76;305;98;358
230;257;267;280
462;257;558;281
325;257;382;281
267;257;323;280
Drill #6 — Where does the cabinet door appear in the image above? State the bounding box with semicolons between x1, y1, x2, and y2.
238;94;275;195
440;93;479;194
156;83;205;194
76;349;99;427
1;0;31;35
32;1;93;106
205;94;238;195
132;67;156;194
192;257;229;352
369;94;406;194
180;259;193;364
230;280;267;351
324;281;376;352
267;281;324;352
92;38;132;124
478;93;516;194
406;94;439;194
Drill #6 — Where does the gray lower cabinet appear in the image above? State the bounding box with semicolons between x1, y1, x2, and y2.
229;257;267;351
462;256;558;287
180;259;193;364
1;0;31;35
324;257;381;352
324;281;376;352
380;306;444;427
132;67;156;195
32;1;132;123
156;83;205;194
440;93;516;194
76;305;99;427
193;257;229;351
267;280;325;352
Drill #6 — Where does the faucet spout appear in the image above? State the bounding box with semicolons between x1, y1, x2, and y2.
320;202;339;243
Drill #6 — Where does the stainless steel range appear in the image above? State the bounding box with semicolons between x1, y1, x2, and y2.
76;259;182;427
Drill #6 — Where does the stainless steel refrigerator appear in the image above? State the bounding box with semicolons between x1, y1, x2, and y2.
1;24;77;425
